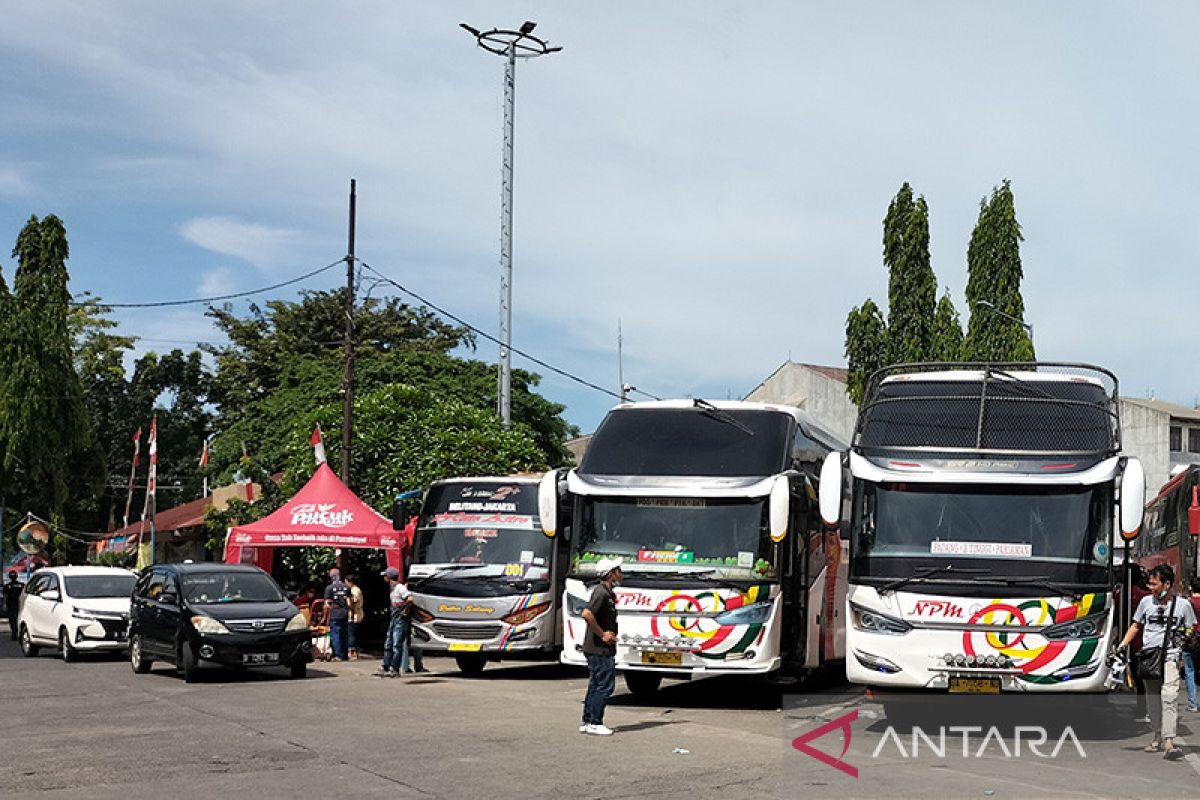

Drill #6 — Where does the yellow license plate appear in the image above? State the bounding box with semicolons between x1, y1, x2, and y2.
640;651;682;666
948;676;1001;694
448;643;483;652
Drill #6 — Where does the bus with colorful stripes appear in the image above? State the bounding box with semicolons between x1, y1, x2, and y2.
539;399;847;699
818;363;1147;693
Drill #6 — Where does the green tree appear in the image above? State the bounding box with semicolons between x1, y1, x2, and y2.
844;299;889;405
0;216;94;520
962;181;1035;362
883;184;936;364
930;291;964;361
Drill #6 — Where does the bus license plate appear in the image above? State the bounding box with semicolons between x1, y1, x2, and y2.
641;651;682;666
243;653;279;665
448;643;482;652
948;676;1000;694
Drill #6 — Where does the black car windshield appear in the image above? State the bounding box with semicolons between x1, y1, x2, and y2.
65;574;136;599
852;482;1113;584
182;572;285;604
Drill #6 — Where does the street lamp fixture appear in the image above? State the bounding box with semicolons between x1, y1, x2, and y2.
461;21;562;427
974;300;1034;340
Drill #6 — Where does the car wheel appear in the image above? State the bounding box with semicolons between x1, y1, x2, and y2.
59;628;78;663
624;671;663;701
454;653;487;676
130;634;153;674
19;624;39;658
180;642;199;683
289;661;307;679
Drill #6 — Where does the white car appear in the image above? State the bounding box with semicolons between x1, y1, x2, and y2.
18;566;137;661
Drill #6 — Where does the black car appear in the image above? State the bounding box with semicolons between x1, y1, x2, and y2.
129;563;312;681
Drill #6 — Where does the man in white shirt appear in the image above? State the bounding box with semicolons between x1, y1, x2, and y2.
375;567;412;677
1118;563;1198;759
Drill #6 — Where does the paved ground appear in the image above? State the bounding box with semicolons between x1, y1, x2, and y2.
2;634;1200;799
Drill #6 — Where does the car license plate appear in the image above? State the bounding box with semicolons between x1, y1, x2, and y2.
448;643;482;652
640;651;682;666
948;676;1000;694
243;653;279;665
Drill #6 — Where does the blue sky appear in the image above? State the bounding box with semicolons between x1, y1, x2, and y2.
2;3;1198;434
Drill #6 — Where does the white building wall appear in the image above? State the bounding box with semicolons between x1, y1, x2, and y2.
744;363;858;444
1120;400;1170;497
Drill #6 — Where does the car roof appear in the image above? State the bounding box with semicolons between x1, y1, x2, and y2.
37;566;136;577
155;563;267;575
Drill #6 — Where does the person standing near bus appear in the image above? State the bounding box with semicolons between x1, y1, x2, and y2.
1185;578;1200;713
580;558;623;736
1117;564;1198;759
4;572;22;641
376;567;411;677
323;568;351;661
345;574;364;661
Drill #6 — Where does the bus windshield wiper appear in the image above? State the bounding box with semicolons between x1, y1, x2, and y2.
994;575;1084;600
410;564;492;587
693;399;754;436
622;569;747;590
878;565;988;594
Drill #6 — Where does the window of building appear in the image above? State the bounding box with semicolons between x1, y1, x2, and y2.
1190;428;1200;454
1170;426;1183;452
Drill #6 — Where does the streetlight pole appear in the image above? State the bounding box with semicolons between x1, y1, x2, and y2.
975;300;1034;342
461;21;561;426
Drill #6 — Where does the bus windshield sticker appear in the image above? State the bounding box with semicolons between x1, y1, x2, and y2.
519;550;535;563
636;549;696;564
636;498;707;508
930;541;1032;558
464;528;499;539
738;551;754;567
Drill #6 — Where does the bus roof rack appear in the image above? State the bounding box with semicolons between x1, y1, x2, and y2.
854;361;1120;458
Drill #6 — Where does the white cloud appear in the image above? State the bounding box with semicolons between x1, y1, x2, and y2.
197;266;236;299
179;217;301;270
0;166;29;196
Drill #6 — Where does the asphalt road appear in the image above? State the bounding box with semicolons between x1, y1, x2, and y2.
3;635;1199;799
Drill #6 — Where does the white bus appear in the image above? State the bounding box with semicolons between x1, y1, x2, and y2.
408;476;569;675
538;400;847;699
817;363;1146;693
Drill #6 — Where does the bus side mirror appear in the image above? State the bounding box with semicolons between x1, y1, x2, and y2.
819;452;843;527
769;475;790;542
1119;457;1145;541
391;500;405;531
1188;487;1200;536
538;471;559;538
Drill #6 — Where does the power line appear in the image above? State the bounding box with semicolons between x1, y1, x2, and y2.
68;258;345;309
358;261;626;402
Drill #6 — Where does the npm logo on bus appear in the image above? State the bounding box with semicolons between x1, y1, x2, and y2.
408;476;562;676
818;363;1147;693
540;399;847;699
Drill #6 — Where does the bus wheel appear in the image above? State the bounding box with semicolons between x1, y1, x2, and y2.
625;671;662;701
455;653;487;676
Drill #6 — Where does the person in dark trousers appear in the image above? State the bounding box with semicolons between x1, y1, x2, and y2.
580;558;623;736
1128;564;1150;721
1184;578;1200;713
323;568;351;661
401;561;426;673
376;567;411;677
345;574;364;661
4;572;22;641
1118;563;1198;760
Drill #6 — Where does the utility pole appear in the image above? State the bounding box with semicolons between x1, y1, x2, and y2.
342;179;357;483
461;21;561;426
618;319;625;402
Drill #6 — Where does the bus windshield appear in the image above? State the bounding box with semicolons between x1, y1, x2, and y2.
851;483;1112;584
571;496;776;580
413;480;549;571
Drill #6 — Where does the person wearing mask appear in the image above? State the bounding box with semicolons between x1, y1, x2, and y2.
376;567;411;678
1185;577;1200;713
1117;563;1198;760
323;568;351;662
345;574;364;661
4;572;22;641
579;558;623;736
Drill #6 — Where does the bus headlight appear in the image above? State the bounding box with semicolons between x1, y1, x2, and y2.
850;603;912;636
1041;612;1105;641
713;602;773;626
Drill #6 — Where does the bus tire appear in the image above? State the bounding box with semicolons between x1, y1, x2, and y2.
625;671;662;701
455;653;487;676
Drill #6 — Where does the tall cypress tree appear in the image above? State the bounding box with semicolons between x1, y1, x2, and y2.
0;215;93;517
962;181;1035;361
844;299;889;405
883;183;936;364
929;290;964;361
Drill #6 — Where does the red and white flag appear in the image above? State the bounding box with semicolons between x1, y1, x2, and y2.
310;424;327;465
198;437;209;468
122;427;142;529
147;416;158;497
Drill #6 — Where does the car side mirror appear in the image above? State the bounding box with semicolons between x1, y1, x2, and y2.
159;592;178;606
43;589;60;602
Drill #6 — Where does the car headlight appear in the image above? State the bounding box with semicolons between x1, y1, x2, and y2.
850;603;912;636
285;612;308;632
1041;612;1106;641
713;601;773;626
71;608;99;621
191;615;232;635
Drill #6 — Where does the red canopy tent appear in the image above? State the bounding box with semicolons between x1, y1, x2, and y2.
223;462;402;573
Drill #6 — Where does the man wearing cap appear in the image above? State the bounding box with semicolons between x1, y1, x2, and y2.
580;557;623;736
4;572;22;640
376;567;411;677
323;568;351;661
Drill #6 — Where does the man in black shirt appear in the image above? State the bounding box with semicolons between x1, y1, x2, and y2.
323;568;351;661
580;558;623;736
4;572;22;640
